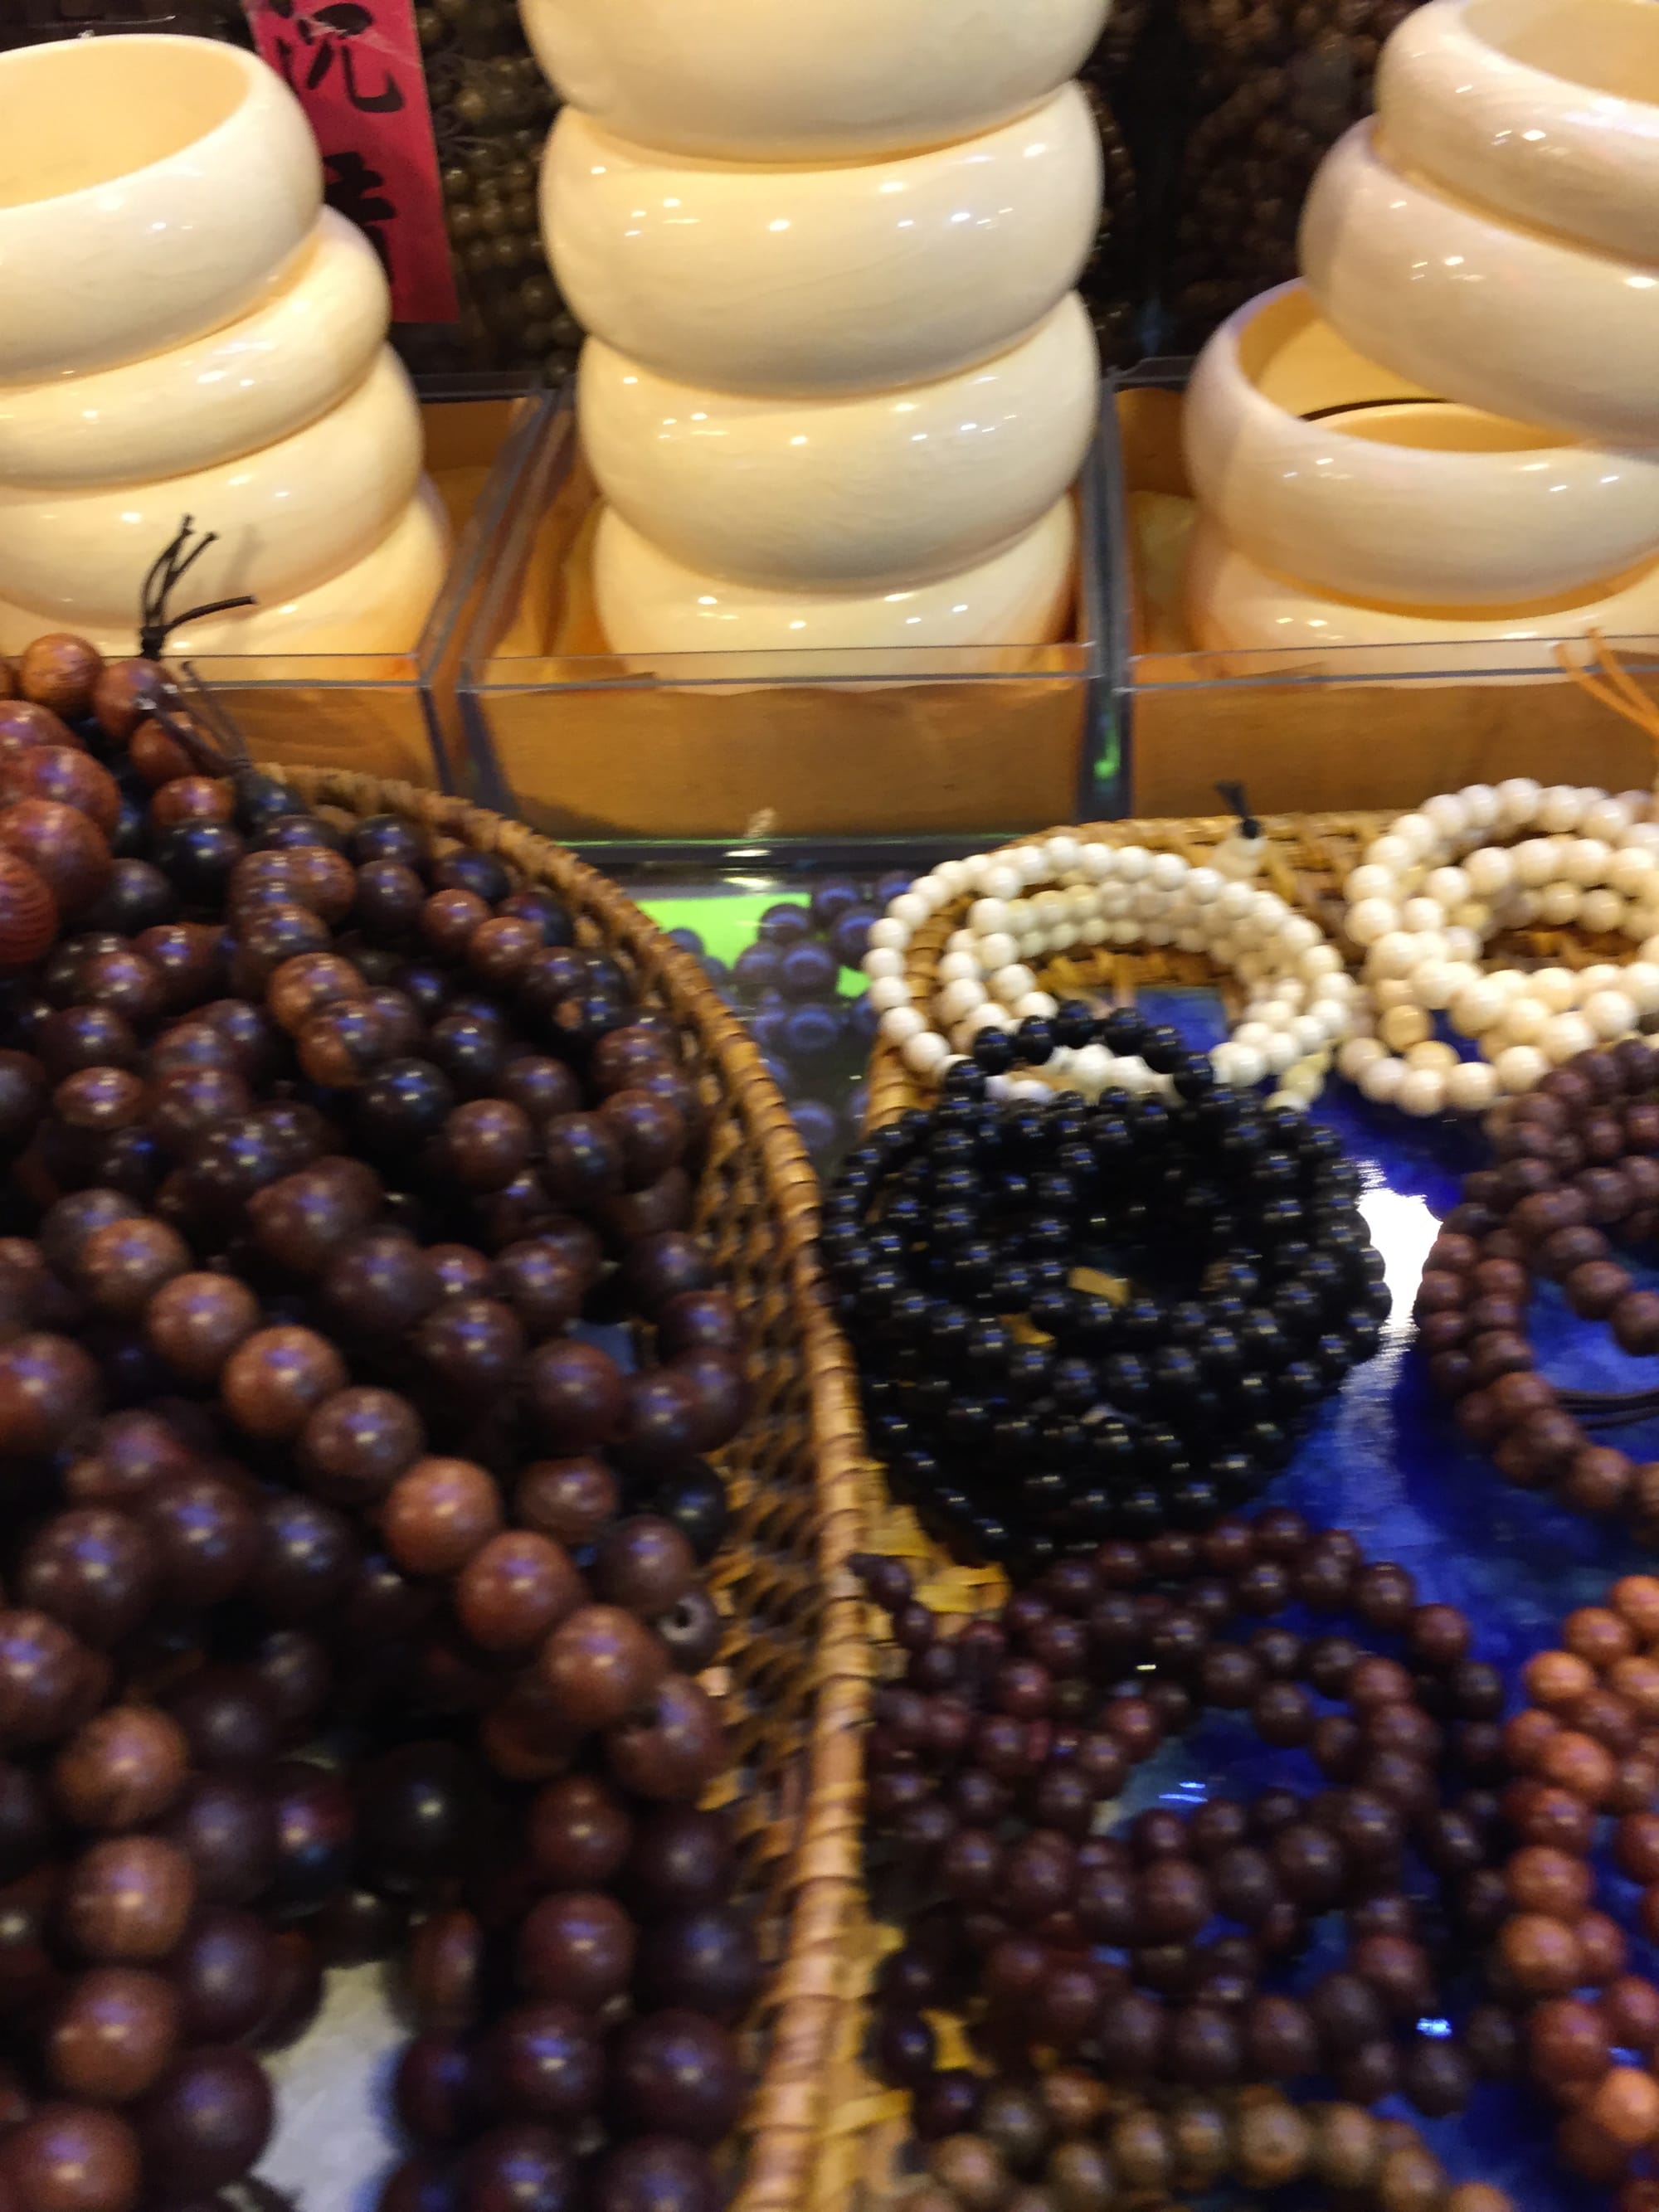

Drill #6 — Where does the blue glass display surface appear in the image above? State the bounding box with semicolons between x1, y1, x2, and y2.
1127;985;1647;2208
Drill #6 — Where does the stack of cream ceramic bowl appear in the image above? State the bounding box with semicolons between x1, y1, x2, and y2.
0;34;449;659
1179;0;1659;673
523;0;1107;656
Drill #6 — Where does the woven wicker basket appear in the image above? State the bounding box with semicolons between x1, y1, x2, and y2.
275;769;873;2212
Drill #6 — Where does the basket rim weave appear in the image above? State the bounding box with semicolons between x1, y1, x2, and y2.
273;767;873;2212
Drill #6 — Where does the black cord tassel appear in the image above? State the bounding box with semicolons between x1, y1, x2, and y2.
137;515;257;659
1215;780;1262;841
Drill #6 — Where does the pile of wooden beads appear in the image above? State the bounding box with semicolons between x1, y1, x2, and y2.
856;1514;1521;2127
1496;1577;1659;2196
913;2086;1513;2212
1337;781;1659;1116
0;629;756;2212
1414;1037;1659;1542
864;828;1356;1110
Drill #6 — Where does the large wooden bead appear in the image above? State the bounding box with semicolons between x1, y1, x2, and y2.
90;663;163;746
0;853;57;974
47;1970;178;2103
0;2103;141;2212
52;1709;187;1830
0;701;78;754
17;638;104;723
0;804;109;923
0;752;119;839
135;2048;273;2194
0;1335;100;1456
62;1838;194;1963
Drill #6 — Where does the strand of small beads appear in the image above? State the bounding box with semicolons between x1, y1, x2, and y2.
1414;1035;1659;1540
1338;780;1659;1117
864;817;1357;1110
0;635;760;2212
912;2084;1513;2212
825;1033;1385;1563
855;1516;1519;2126
1491;1578;1659;2200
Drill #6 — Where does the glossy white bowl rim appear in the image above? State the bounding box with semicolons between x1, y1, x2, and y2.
1377;0;1659;265
542;85;1102;396
593;495;1078;655
0;34;321;380
1184;280;1659;606
517;0;1107;158
0;480;450;659
1301;120;1659;449
0;211;388;490
1184;508;1659;673
577;294;1099;588
0;349;424;625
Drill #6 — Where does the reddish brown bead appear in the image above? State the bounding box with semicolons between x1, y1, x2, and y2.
52;1709;188;1832
62;1838;194;1963
1;2103;141;2212
220;1327;346;1441
383;1460;504;1578
143;1274;259;1384
48;1970;178;2103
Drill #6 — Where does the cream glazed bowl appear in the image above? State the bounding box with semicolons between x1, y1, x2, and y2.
0;212;388;490
579;295;1098;590
519;0;1107;159
543;87;1102;396
1182;510;1659;674
0;350;424;628
1301;123;1659;449
1184;283;1659;607
0;35;321;382
1379;0;1659;267
0;482;451;659
592;497;1077;657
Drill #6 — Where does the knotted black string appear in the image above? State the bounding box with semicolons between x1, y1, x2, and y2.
1556;1385;1659;1432
1215;780;1262;841
137;515;257;659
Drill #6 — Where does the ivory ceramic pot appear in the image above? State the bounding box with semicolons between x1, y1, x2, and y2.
592;496;1078;656
543;87;1102;395
0;350;424;628
518;0;1107;159
0;35;321;382
0;212;389;490
1379;0;1659;266
1184;284;1659;607
0;483;451;659
578;295;1098;590
1301;122;1659;448
1183;510;1659;673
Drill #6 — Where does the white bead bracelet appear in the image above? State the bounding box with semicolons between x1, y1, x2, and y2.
864;827;1358;1108
1335;779;1659;1116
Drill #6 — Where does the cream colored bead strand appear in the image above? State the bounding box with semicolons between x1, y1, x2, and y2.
1337;780;1659;1116
864;830;1356;1107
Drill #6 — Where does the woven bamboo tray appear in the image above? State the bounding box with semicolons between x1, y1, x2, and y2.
275;769;873;2212
828;805;1646;2210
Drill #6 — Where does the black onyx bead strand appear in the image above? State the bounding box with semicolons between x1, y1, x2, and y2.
827;1029;1384;1560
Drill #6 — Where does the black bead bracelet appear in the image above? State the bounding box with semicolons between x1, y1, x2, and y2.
825;1008;1387;1565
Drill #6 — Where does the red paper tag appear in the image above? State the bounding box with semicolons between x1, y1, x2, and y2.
243;0;459;324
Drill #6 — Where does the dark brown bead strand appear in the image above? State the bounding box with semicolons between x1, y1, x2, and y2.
1492;1573;1659;2185
1418;1043;1659;1539
857;1514;1507;2122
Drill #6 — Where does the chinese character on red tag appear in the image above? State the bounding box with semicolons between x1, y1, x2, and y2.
244;0;459;323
